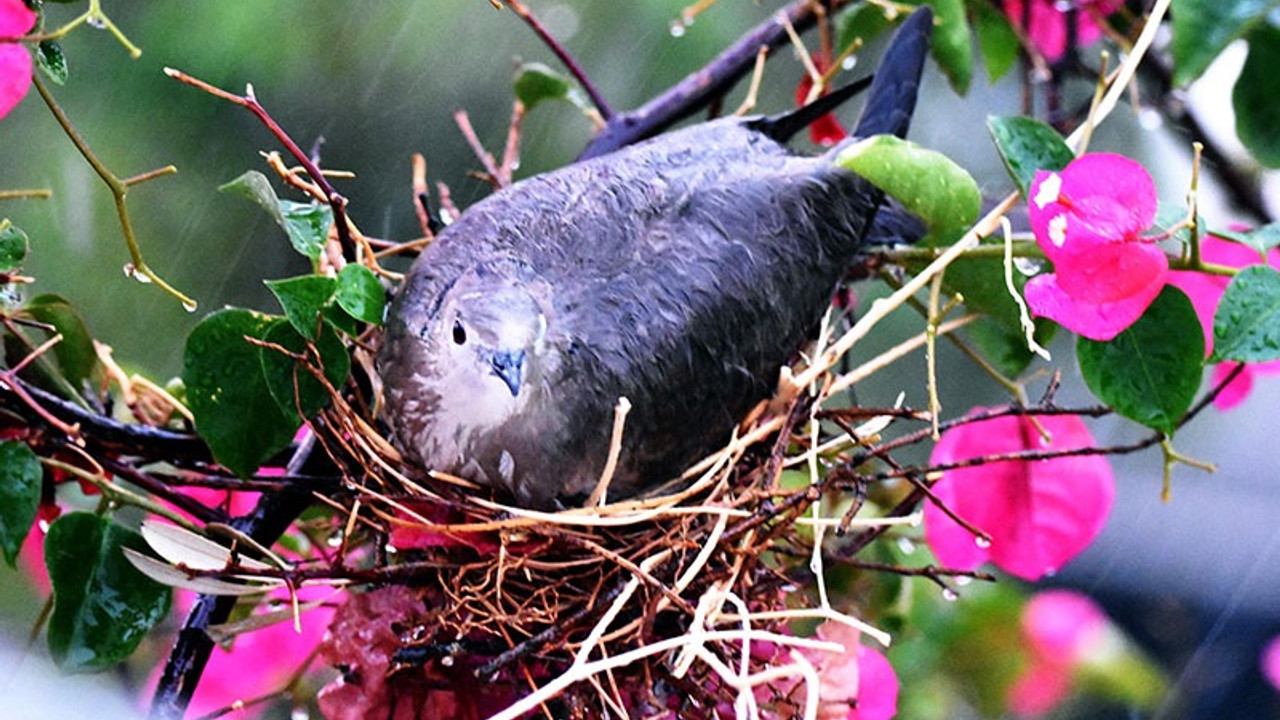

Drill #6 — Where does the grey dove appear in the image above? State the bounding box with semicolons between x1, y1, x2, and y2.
378;9;932;509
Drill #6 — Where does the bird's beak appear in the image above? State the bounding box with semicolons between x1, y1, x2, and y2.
487;349;525;397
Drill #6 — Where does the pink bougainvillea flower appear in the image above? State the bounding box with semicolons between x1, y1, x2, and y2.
1262;635;1280;692
1168;232;1280;410
0;0;36;119
1023;153;1165;341
763;622;898;720
924;410;1114;581
1007;590;1110;717
1002;0;1122;62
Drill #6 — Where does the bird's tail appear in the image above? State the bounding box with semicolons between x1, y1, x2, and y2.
752;7;933;145
850;6;932;140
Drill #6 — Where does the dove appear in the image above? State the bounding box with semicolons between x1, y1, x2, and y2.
378;8;932;509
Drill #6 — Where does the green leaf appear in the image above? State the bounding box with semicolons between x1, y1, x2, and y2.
972;1;1019;83
36;41;68;85
987;116;1074;195
1211;264;1280;362
929;0;973;94
0;223;29;271
836;1;893;52
19;294;98;390
45;513;171;673
0;441;40;568
183;309;298;477
835;134;980;245
219;172;330;260
279;201;332;260
265;275;337;340
1078;286;1204;435
1233;23;1280;168
335;263;386;325
964;313;1056;379
1211;222;1280;257
258;320;351;418
513;62;588;112
1170;0;1279;86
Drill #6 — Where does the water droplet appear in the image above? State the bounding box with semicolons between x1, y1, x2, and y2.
37;519;50;533
86;15;107;29
182;299;198;313
942;588;958;602
290;709;310;720
1014;257;1044;276
896;537;916;554
327;532;344;548
1138;107;1164;130
1052;0;1073;11
669;20;687;37
841;56;858;71
1043;567;1058;578
385;544;399;555
974;536;992;549
440;655;455;668
955;575;973;587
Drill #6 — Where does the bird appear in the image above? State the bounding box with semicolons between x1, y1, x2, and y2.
378;8;933;510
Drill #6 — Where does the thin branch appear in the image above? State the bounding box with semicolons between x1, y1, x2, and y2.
503;0;613;120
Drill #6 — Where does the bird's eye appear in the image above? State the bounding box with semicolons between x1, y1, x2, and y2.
451;320;467;345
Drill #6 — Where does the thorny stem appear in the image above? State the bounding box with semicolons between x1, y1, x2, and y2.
30;72;193;308
162;69;357;262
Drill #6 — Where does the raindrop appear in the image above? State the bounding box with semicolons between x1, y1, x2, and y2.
896;537;916;554
1052;0;1074;11
669;20;687;38
385;544;399;555
1138;107;1164;130
182;299;198;313
955;576;973;587
86;15;107;29
327;532;344;548
974;536;992;549
841;56;858;71
1014;257;1044;276
941;588;958;602
440;655;455;668
290;709;310;720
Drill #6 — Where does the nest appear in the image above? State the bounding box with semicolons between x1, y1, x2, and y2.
294;255;977;720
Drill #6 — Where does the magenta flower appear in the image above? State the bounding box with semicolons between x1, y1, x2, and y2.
1002;0;1122;62
1022;153;1165;341
1007;590;1110;716
924;411;1114;581
0;0;36;119
1262;636;1280;692
1167;233;1280;410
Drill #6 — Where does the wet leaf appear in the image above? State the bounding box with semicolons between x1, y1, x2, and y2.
335;263;385;325
836;134;980;246
258;319;350;419
1212;264;1280;362
514;62;587;111
987;116;1074;195
1078;286;1204;435
0;222;29;271
45;513;171;672
19;294;98;391
183;308;297;477
220;172;330;260
1170;0;1276;86
36;41;68;85
266;275;337;340
0;441;40;567
1233;24;1280;167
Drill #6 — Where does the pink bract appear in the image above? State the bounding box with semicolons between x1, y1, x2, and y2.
924;411;1114;581
1024;154;1164;341
1002;0;1122;62
0;0;35;119
1262;636;1280;692
1008;590;1110;717
1168;234;1280;410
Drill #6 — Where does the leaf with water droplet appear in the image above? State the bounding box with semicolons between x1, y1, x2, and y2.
1210;221;1280;258
334;263;385;325
183;308;298;477
513;62;590;114
45;513;171;672
1212;264;1280;363
987;116;1073;195
220;172;331;260
266;275;337;340
14;294;99;394
0;441;40;568
0;223;29;272
1078;286;1204;435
